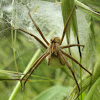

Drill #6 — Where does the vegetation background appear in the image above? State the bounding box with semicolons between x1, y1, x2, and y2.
0;0;100;100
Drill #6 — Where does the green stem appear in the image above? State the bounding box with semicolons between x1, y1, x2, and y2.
80;58;82;100
75;0;100;17
9;49;41;100
11;0;20;84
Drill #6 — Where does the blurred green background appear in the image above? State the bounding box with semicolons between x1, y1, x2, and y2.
0;0;100;100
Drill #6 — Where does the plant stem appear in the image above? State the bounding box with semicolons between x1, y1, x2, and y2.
9;49;41;100
75;0;100;17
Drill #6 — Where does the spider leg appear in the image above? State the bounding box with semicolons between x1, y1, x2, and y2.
20;51;48;81
20;51;47;91
60;5;77;45
18;28;47;49
24;51;50;85
60;50;92;75
61;44;84;49
20;51;50;89
58;51;80;92
28;12;49;46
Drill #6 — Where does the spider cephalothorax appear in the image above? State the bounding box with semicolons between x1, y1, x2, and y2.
18;5;92;93
49;37;61;53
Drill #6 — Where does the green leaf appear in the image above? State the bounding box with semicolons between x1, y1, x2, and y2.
84;58;100;100
92;59;100;85
0;70;22;80
81;0;100;11
66;74;92;100
75;0;100;20
84;77;100;100
34;85;72;100
61;0;75;41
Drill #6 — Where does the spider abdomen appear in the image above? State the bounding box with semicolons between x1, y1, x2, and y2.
48;53;65;68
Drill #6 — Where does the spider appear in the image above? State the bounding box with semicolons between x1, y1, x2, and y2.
17;5;92;92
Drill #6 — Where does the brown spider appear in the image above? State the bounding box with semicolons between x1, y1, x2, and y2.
17;5;92;92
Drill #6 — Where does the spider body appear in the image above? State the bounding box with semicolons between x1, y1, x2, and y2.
48;37;65;68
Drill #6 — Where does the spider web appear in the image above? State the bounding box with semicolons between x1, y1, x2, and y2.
0;0;96;81
0;1;70;90
0;0;96;78
0;0;96;99
0;1;65;99
0;0;64;70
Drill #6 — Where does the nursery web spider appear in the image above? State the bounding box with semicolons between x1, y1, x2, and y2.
17;5;92;92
